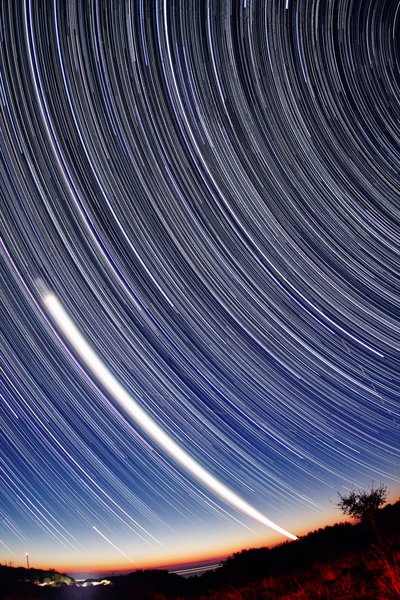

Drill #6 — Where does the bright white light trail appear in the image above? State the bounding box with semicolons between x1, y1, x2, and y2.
44;293;298;541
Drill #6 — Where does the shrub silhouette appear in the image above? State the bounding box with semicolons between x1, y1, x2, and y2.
336;483;388;530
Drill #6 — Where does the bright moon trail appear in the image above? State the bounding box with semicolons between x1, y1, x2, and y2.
44;293;298;541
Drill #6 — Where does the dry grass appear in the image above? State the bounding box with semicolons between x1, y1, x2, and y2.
162;545;400;600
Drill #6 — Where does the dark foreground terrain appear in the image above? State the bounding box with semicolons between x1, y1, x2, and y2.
1;498;399;600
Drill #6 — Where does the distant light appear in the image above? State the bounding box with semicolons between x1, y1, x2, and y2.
44;293;298;541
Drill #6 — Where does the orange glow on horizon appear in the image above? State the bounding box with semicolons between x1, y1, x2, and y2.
22;504;393;578
22;506;355;576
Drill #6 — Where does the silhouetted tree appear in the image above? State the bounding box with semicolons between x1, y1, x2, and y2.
336;483;388;530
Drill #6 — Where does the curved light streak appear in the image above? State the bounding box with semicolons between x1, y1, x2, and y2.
44;293;297;541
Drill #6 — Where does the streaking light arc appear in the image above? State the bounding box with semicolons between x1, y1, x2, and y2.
44;293;298;541
93;526;139;565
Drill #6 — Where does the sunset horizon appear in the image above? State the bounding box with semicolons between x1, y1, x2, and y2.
6;494;400;578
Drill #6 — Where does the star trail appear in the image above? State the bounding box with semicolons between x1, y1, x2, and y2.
0;0;399;573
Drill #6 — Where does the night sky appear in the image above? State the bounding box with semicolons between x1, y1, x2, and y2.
1;0;400;578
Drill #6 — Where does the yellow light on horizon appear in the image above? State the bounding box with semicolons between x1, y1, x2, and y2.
44;293;297;541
